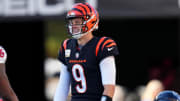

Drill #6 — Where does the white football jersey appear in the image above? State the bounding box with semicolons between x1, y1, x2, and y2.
0;46;7;63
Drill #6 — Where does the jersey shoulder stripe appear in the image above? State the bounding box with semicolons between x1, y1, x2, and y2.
63;38;69;50
101;39;116;51
106;42;116;48
95;37;118;57
95;37;107;56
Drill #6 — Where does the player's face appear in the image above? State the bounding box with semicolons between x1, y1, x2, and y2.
68;18;83;35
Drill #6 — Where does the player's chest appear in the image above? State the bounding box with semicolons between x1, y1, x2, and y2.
64;45;97;67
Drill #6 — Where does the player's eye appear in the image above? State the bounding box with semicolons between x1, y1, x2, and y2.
75;20;82;24
69;18;83;25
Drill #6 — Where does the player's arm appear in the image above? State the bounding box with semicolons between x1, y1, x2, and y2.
0;64;19;101
99;56;116;101
0;46;19;101
54;39;71;101
53;63;71;101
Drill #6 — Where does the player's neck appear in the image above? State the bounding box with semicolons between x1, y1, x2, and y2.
77;32;93;46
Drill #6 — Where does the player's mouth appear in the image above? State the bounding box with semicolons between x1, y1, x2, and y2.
72;26;82;34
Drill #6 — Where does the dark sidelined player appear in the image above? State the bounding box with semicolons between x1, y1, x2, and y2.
0;46;19;101
53;2;119;101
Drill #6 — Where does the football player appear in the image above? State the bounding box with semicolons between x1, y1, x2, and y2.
154;90;180;101
0;46;19;101
53;2;119;101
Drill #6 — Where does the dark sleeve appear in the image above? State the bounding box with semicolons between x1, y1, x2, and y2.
97;37;119;62
57;40;67;65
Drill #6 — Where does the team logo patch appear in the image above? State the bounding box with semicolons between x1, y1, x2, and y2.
65;49;71;57
75;52;79;58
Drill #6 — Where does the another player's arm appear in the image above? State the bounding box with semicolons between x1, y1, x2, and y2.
0;64;19;101
0;46;19;101
100;56;116;101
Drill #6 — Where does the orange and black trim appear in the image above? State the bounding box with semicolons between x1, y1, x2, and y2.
83;3;92;13
63;39;69;50
72;8;84;15
76;5;87;15
95;37;106;56
73;5;87;15
71;3;92;16
106;42;116;48
101;39;116;50
95;37;117;57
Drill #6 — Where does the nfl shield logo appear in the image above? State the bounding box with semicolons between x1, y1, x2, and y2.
75;52;79;58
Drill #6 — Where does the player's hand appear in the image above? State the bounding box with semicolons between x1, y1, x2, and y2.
0;46;7;64
100;95;112;101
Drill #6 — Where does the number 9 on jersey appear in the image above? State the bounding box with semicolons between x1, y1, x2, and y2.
72;64;87;93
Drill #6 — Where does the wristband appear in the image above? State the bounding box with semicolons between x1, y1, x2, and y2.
101;95;112;101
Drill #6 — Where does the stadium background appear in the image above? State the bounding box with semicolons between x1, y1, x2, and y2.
0;0;180;101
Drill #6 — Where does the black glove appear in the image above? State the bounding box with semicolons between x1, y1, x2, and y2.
100;95;112;101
